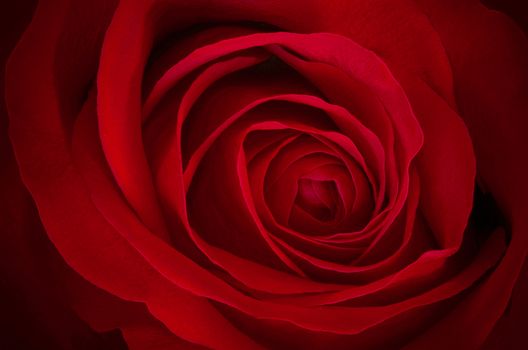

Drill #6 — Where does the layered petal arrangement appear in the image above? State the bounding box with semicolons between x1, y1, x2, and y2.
3;0;528;349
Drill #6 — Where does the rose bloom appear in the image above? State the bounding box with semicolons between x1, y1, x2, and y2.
1;0;527;349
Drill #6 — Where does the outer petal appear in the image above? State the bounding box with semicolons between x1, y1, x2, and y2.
1;1;120;349
6;1;262;349
406;0;528;348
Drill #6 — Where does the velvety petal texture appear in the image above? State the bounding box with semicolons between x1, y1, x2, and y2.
2;0;528;349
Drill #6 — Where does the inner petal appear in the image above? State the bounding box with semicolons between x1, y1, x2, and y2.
295;178;341;223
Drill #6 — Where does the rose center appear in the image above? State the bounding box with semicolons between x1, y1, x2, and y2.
294;178;341;222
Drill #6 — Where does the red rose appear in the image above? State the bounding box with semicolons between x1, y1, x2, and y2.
2;0;528;349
